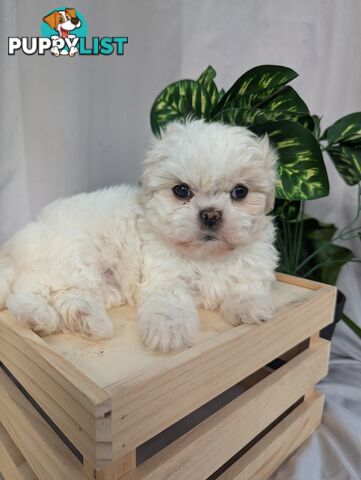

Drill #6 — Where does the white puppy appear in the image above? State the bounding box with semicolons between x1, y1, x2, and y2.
0;120;278;352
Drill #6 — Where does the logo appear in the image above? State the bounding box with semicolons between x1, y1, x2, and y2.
8;7;128;57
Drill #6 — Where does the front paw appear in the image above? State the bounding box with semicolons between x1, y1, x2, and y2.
137;294;198;352
221;293;275;326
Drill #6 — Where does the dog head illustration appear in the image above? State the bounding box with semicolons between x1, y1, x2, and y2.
43;8;81;38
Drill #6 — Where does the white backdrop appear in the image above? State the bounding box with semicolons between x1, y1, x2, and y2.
1;1;361;478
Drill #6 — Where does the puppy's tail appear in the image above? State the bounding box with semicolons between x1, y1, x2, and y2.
0;254;15;310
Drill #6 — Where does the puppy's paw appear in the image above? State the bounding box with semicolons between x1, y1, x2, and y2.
53;294;113;340
138;294;198;352
221;293;275;326
7;293;63;336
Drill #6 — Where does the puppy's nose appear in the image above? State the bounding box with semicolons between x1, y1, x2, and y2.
71;17;80;25
199;208;223;229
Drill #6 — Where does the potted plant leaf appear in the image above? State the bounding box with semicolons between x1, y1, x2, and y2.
150;65;361;340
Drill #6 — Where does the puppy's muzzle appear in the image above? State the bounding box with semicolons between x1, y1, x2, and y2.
199;208;223;229
71;17;80;25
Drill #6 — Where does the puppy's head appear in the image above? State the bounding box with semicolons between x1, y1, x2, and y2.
43;9;81;37
141;120;277;259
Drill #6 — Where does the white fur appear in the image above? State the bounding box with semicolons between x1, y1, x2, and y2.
0;120;279;352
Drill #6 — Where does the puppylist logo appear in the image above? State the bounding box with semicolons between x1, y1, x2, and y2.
8;7;128;57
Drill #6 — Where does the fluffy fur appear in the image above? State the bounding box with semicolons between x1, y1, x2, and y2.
0;120;279;352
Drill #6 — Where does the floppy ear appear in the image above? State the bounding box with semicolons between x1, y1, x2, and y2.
265;187;276;214
43;11;57;29
65;8;77;18
258;135;278;214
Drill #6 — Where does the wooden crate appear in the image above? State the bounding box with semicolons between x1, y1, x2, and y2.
0;273;336;480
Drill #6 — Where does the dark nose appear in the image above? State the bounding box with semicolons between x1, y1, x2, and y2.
71;17;80;25
199;208;223;229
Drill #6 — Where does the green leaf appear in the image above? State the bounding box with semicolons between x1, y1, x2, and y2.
259;86;309;114
324;112;361;145
150;80;212;136
327;144;361;185
218;88;225;101
273;198;301;220
252;121;329;200
198;66;219;107
211;65;298;116
215;107;312;129
312;115;322;140
214;86;313;129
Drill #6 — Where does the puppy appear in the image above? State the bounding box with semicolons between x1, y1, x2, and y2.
0;120;278;352
43;8;81;56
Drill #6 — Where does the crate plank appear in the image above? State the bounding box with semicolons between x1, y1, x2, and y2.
120;340;330;480
39;280;314;388
0;277;336;469
217;391;324;479
84;452;136;480
0;424;36;480
0;369;88;480
0;321;112;465
108;286;335;458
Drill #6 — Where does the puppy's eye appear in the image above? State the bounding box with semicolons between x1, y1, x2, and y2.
59;18;64;23
231;184;248;200
172;184;192;199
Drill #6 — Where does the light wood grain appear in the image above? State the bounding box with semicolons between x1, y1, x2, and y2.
108;285;335;458
0;276;335;470
84;452;136;480
275;272;325;290
0;423;36;480
0;320;112;465
217;391;325;479
0;369;87;480
120;340;330;480
40;280;313;388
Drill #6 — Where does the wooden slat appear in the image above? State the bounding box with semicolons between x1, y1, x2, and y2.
0;369;88;480
218;391;324;479
108;286;336;458
275;272;325;290
120;340;330;480
0;424;37;480
0;319;112;466
84;452;136;480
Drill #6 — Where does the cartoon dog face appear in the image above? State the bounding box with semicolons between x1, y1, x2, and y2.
43;8;81;38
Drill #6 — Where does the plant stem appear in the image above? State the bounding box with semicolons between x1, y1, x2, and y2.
295;187;361;273
342;313;361;339
294;201;305;270
303;258;360;278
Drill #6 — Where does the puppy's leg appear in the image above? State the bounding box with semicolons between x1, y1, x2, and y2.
51;289;113;339
7;293;63;336
137;288;198;352
221;286;275;326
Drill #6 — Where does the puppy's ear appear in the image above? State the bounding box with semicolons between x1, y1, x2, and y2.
258;135;278;214
65;8;77;18
43;11;57;29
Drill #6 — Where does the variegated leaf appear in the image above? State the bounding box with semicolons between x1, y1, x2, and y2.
214;87;313;128
150;80;212;136
324;112;361;145
327;144;361;185
252;121;329;200
215;106;312;129
198;66;219;107
211;65;298;116
273;198;301;220
259;86;309;113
